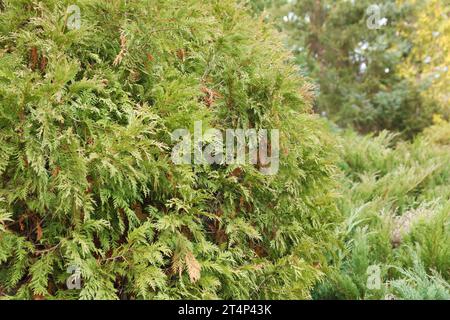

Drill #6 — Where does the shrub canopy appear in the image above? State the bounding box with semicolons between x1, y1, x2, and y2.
0;0;338;299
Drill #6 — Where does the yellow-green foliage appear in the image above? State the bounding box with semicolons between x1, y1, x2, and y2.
398;0;450;117
0;0;339;299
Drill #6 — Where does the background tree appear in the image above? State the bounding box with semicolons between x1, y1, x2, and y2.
398;0;450;119
252;0;447;137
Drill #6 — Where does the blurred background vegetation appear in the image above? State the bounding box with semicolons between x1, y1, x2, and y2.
251;0;449;137
249;0;449;299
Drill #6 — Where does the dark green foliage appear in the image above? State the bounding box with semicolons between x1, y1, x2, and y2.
253;0;442;137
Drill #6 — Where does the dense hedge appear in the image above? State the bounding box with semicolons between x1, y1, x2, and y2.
0;0;339;299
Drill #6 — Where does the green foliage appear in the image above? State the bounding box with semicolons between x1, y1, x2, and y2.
313;120;450;300
2;0;448;301
253;0;447;137
389;253;450;300
0;0;339;299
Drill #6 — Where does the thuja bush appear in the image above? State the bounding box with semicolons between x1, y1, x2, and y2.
0;0;339;299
